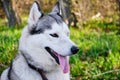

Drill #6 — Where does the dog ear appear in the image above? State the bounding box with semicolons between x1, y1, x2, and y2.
52;2;62;16
28;1;43;25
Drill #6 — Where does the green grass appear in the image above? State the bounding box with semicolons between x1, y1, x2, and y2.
0;26;21;73
70;27;120;79
0;19;120;79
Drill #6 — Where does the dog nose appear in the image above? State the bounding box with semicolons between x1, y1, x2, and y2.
71;46;79;54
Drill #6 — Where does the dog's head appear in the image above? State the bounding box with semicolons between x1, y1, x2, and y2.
19;1;79;73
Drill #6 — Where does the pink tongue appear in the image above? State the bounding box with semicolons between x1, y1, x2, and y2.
58;55;69;73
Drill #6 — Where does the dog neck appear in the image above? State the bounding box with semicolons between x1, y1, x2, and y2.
21;52;48;80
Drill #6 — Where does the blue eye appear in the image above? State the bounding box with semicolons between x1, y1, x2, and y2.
50;33;59;37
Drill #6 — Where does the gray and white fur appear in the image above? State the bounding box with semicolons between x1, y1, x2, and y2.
0;1;79;80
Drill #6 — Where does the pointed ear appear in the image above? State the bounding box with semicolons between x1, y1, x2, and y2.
28;1;43;25
52;2;62;16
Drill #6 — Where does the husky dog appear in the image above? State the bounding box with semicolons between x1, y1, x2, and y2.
0;1;79;80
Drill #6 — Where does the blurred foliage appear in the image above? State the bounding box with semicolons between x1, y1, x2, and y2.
70;0;119;24
0;26;21;74
0;0;119;26
82;18;119;33
70;27;120;79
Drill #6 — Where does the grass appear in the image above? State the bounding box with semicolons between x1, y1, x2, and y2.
70;27;120;79
0;18;120;79
0;26;21;73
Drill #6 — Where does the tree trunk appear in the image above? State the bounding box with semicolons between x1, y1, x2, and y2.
59;0;78;27
2;0;21;27
59;0;70;24
12;0;21;26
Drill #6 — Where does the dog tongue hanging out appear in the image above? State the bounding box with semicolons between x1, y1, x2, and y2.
1;1;79;80
47;48;70;73
58;55;69;73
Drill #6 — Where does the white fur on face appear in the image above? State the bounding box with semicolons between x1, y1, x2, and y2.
18;1;77;73
28;2;42;27
19;21;76;70
25;22;75;57
42;22;75;56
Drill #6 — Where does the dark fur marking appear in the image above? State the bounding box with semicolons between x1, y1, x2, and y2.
53;1;63;18
34;1;41;12
56;2;61;16
8;61;13;80
48;14;63;24
21;53;48;80
34;1;44;19
30;24;51;35
30;26;44;35
28;64;48;80
39;13;44;19
45;47;59;64
53;2;60;14
57;13;63;18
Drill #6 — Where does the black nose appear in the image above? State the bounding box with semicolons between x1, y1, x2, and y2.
71;46;79;54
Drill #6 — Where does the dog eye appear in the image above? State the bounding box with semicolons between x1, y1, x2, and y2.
50;33;59;37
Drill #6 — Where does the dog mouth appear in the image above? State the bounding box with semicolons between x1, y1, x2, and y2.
45;47;69;73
